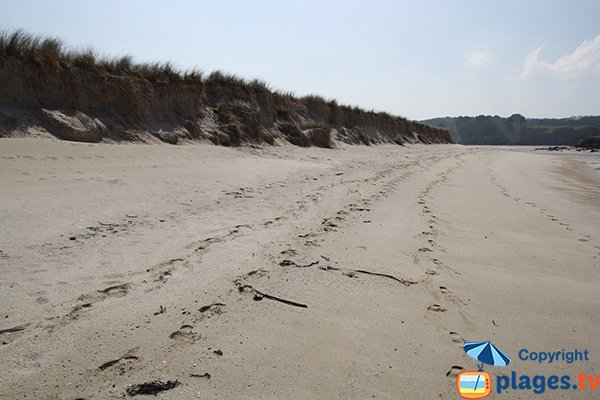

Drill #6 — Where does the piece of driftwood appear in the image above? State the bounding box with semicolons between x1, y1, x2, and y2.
353;269;414;286
126;380;180;396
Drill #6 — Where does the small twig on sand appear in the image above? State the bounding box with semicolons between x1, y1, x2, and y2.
190;372;211;379
253;288;308;308
319;265;340;271
279;259;319;268
98;358;120;371
126;380;180;396
242;285;307;308
353;269;415;286
125;214;137;218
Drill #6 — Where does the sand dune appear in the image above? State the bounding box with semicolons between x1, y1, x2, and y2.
0;139;598;399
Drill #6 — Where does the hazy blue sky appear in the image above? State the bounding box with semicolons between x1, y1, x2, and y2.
1;0;599;120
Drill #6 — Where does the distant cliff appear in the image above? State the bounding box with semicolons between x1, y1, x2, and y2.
423;114;600;145
0;30;452;146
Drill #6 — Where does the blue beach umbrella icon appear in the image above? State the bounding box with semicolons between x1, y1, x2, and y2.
464;341;511;370
463;341;511;392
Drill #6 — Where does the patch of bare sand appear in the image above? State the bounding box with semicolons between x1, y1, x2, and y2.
0;140;598;399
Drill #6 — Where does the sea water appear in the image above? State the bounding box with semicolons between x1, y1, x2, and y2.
531;148;600;173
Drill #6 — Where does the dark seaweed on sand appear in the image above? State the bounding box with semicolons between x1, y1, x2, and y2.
126;380;180;396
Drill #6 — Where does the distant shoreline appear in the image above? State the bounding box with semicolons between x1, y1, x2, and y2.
530;148;600;173
464;145;600;174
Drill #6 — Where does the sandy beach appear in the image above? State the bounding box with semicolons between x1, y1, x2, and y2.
0;139;598;399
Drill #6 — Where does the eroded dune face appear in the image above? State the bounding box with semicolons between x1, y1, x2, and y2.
0;31;452;146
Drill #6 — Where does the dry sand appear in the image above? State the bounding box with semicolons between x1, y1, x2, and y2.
0;139;598;399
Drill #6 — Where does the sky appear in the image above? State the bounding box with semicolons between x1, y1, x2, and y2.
1;0;599;120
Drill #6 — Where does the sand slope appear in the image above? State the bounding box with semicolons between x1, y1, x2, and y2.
0;140;598;399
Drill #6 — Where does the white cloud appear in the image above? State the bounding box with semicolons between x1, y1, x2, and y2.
520;34;600;80
467;50;495;67
519;46;542;79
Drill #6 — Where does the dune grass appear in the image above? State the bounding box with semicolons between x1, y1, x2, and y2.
0;28;438;134
0;29;201;82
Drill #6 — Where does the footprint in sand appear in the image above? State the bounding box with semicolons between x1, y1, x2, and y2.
199;302;226;313
69;302;93;318
70;283;131;319
280;249;298;257
198;302;226;318
427;304;447;312
155;269;173;283
0;323;29;345
98;348;140;373
98;283;130;296
446;366;464;378
439;286;451;294
449;331;466;344
169;325;201;342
